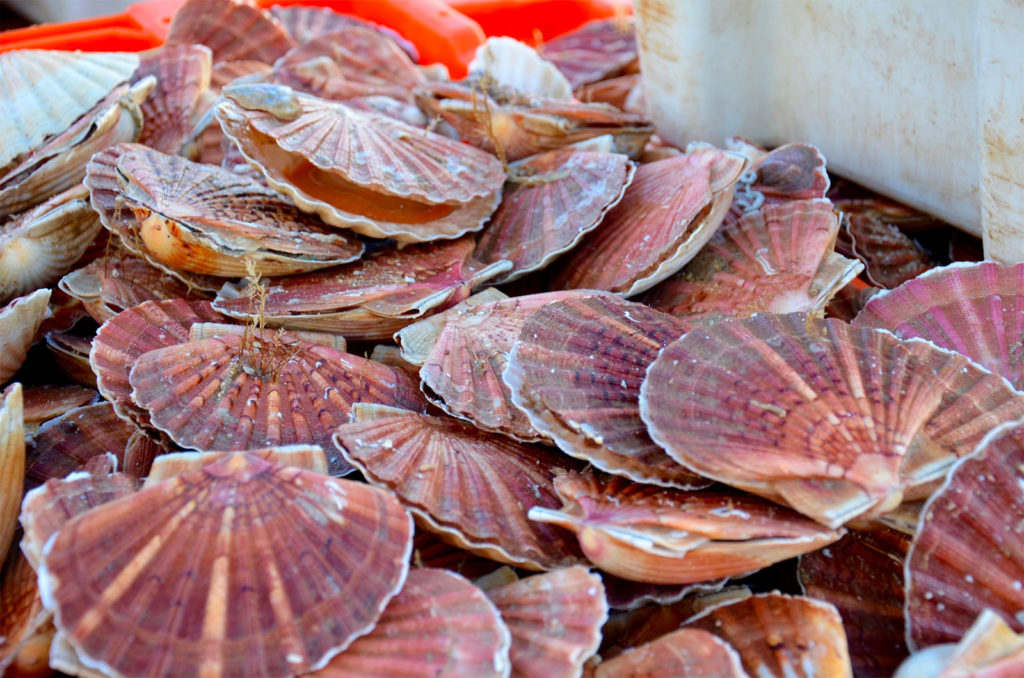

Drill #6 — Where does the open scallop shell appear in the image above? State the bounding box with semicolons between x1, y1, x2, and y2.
143;444;327;487
0;545;51;675
19;468;138;571
469;37;573;100
600;574;727;612
25;403;160;489
641;313;1024;528
854;262;1024;390
504;294;705;488
91;299;223;428
481;566;606;678
552;145;747;296
165;0;295;64
110;145;364;276
133;44;213;153
833;197;935;289
905;419;1024;650
0;383;24;568
595;628;746;678
0;289;50;384
0;184;101;304
333;404;586;570
643;200;862;326
683;593;853;678
46;330;97;388
895;609;1024;678
530;472;842;584
39;453;413;677
213;237;509;339
128;332;426;472
15;384;97;434
0;50;139;172
314;568;511;677
539;18;638;89
269;6;418;61
0;78;153;218
726;142;829;221
473;148;635;283
399;290;602;441
799;526;911;677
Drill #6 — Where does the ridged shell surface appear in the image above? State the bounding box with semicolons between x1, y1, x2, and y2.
165;0;295;64
0;546;48;674
269;6;418;60
0;289;50;383
539;18;637;88
134;44;213;153
0;384;24;568
595;628;746;678
39;453;413;678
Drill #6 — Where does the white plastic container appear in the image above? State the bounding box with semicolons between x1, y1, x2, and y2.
636;0;1024;262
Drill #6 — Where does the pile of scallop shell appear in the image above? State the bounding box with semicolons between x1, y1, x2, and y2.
2;0;1023;676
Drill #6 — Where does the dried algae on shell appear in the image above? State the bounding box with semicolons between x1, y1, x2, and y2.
38;453;414;677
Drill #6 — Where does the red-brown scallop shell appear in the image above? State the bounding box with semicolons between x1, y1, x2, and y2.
641;313;1024;527
39;453;413;677
482;566;606;678
505;294;704;488
473;148;635;283
530;472;842;584
684;592;853;677
333;404;585;570
398;290;601;441
143;444;328;488
552;146;746;295
0;289;50;384
128;332;426;473
91;299;223;428
595;628;746;678
643;200;861;327
0;545;50;675
213;236;509;340
854;262;1024;390
799;526;911;677
165;0;296;64
15;384;97;431
133;44;213;154
539;17;638;89
905;419;1024;650
314;568;511;677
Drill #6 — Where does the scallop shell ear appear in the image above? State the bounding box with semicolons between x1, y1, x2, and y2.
0;384;24;568
539;18;638;89
0;50;139;172
165;0;296;64
595;628;746;678
39;453;414;677
0;289;51;384
470;37;573;100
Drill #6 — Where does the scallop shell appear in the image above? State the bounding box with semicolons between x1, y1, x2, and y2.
473;149;635;283
640;313;1024;528
213;237;510;339
165;0;295;64
19;469;138;571
595;628;746;678
684;593;853;677
600;574;727;612
798;526;911;677
895;609;1024;678
399;290;602;441
482;566;606;678
209;58;271;91
128;332;426;472
45;330;97;388
539;18;638;89
0;50;139;172
143;444;328;488
530;472;842;584
552;146;747;296
333;404;586;570
0;185;102;304
0;289;50;384
91;299;223;428
269;6;418;61
643;200;862;326
395;287;507;366
314;568;512;677
0;384;24;568
133;44;213;153
0;545;50;674
39;453;413;677
504;294;705;488
833;199;935;289
0;78;153;218
15;384;97;429
189;322;347;352
469;37;573;100
25;402;159;490
853;262;1024;390
110;145;364;276
730;142;829;219
576;73;642;110
905;419;1024;650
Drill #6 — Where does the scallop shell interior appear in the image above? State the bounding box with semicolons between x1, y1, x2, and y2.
0;289;51;384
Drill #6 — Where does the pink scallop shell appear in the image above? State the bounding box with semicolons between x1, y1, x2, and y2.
552;146;746;295
483;566;607;678
332;404;586;570
165;0;296;64
504;294;705;488
268;6;419;61
473;149;635;283
39;453;413;677
595;628;745;678
133;44;213;154
539;17;638;89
